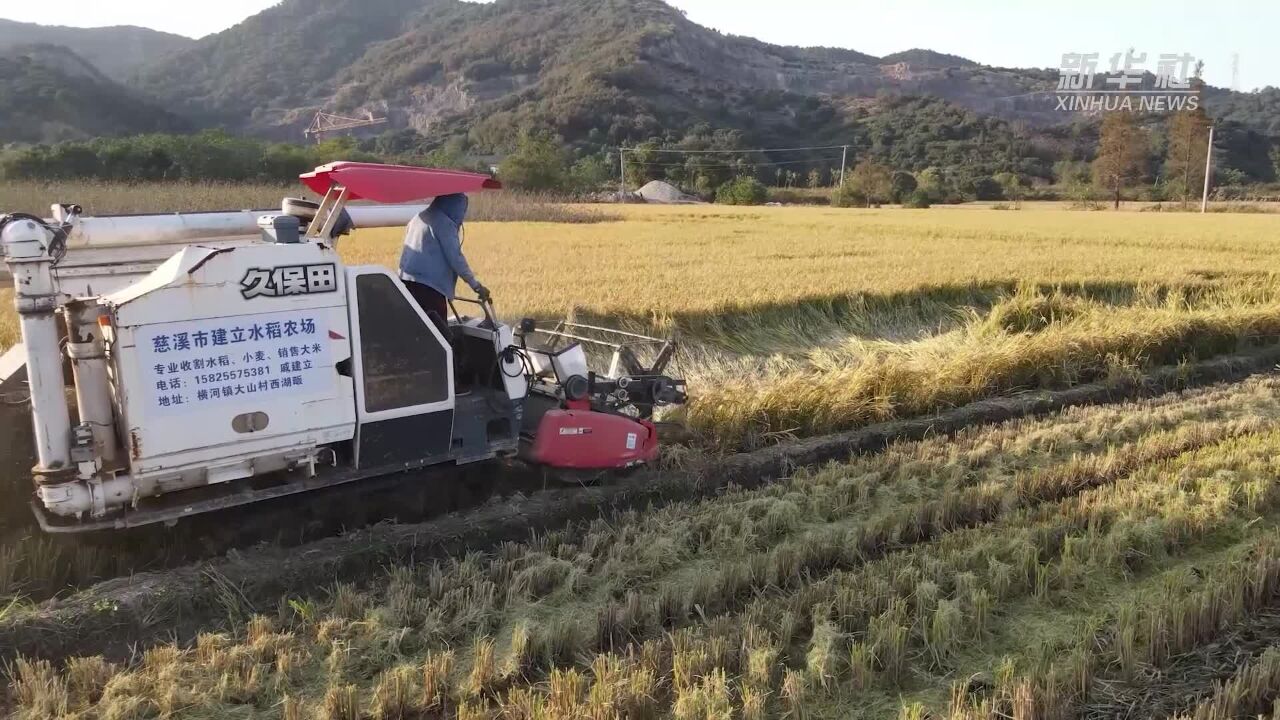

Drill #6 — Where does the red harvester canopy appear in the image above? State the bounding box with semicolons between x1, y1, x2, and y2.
300;161;502;203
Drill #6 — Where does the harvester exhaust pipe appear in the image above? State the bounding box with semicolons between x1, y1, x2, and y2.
0;215;73;479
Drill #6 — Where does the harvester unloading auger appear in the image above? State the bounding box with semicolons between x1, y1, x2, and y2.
0;162;686;533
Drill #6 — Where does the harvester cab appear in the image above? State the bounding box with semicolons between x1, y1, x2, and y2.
0;162;687;532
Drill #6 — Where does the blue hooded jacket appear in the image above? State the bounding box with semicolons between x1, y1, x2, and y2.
398;193;480;299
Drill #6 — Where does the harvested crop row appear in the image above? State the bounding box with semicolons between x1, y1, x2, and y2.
3;371;1275;662
9;374;1280;718
729;430;1280;717
940;537;1280;720
3;347;1278;668
1167;646;1280;720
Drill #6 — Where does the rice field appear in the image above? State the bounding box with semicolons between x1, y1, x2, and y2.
3;195;1280;718
8;375;1280;718
0;180;610;223
348;204;1280;449
352;203;1280;319
0;288;14;352
8;201;1280;448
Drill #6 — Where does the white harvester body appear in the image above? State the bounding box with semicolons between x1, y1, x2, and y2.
1;162;684;533
76;243;359;514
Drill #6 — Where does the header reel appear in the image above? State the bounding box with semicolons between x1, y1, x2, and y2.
515;318;687;420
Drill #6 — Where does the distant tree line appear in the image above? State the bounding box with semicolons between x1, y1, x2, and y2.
3;101;1276;212
491;98;1279;207
0;131;371;182
0;130;496;183
1084;106;1259;208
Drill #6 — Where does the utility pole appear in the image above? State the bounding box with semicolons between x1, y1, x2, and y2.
1181;121;1192;208
619;148;626;198
839;145;849;187
1200;124;1215;213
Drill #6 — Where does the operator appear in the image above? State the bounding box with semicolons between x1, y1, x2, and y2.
399;193;490;325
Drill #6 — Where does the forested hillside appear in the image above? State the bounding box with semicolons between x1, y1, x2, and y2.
0;45;185;143
134;0;1061;145
0;19;190;81
125;0;1276;158
0;0;1275;192
132;0;447;128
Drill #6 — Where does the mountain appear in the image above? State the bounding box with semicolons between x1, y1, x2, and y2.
0;44;186;143
7;0;1276;183
0;19;192;81
133;0;440;128
133;0;1064;145
880;49;980;69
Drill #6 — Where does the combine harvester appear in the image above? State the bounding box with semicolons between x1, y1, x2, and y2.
0;163;686;533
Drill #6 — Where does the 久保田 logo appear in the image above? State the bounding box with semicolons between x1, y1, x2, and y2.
241;264;338;299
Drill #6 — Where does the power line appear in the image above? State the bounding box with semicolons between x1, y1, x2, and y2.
616;142;854;194
619;144;852;155
624;156;846;169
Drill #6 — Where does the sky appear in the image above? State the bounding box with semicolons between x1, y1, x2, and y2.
1;0;1275;89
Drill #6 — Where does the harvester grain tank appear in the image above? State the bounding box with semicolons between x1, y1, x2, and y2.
0;162;686;532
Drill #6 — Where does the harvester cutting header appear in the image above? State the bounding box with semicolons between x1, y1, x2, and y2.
0;162;686;532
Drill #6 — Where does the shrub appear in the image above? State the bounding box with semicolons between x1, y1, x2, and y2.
831;182;868;208
715;177;768;206
845;160;894;205
1066;181;1104;210
768;189;824;206
890;171;918;203
993;171;1025;201
915;167;945;198
1208;203;1269;214
1212;185;1255;201
568;155;613;193
1138;181;1173;202
500;132;570;192
902;190;932;208
968;176;1005;201
768;189;802;205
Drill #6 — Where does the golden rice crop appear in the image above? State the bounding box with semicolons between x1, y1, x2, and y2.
347;204;1280;448
0;288;15;351
0;180;605;222
347;204;1280;320
7;193;1280;719
0;180;299;216
3;201;1280;449
682;298;1280;448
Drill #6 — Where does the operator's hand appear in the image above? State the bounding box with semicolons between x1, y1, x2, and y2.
474;284;492;303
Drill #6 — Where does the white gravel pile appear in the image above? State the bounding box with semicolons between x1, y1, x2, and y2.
636;180;700;204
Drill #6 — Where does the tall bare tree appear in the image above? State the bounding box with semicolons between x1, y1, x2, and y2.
1092;111;1148;209
1164;107;1212;206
